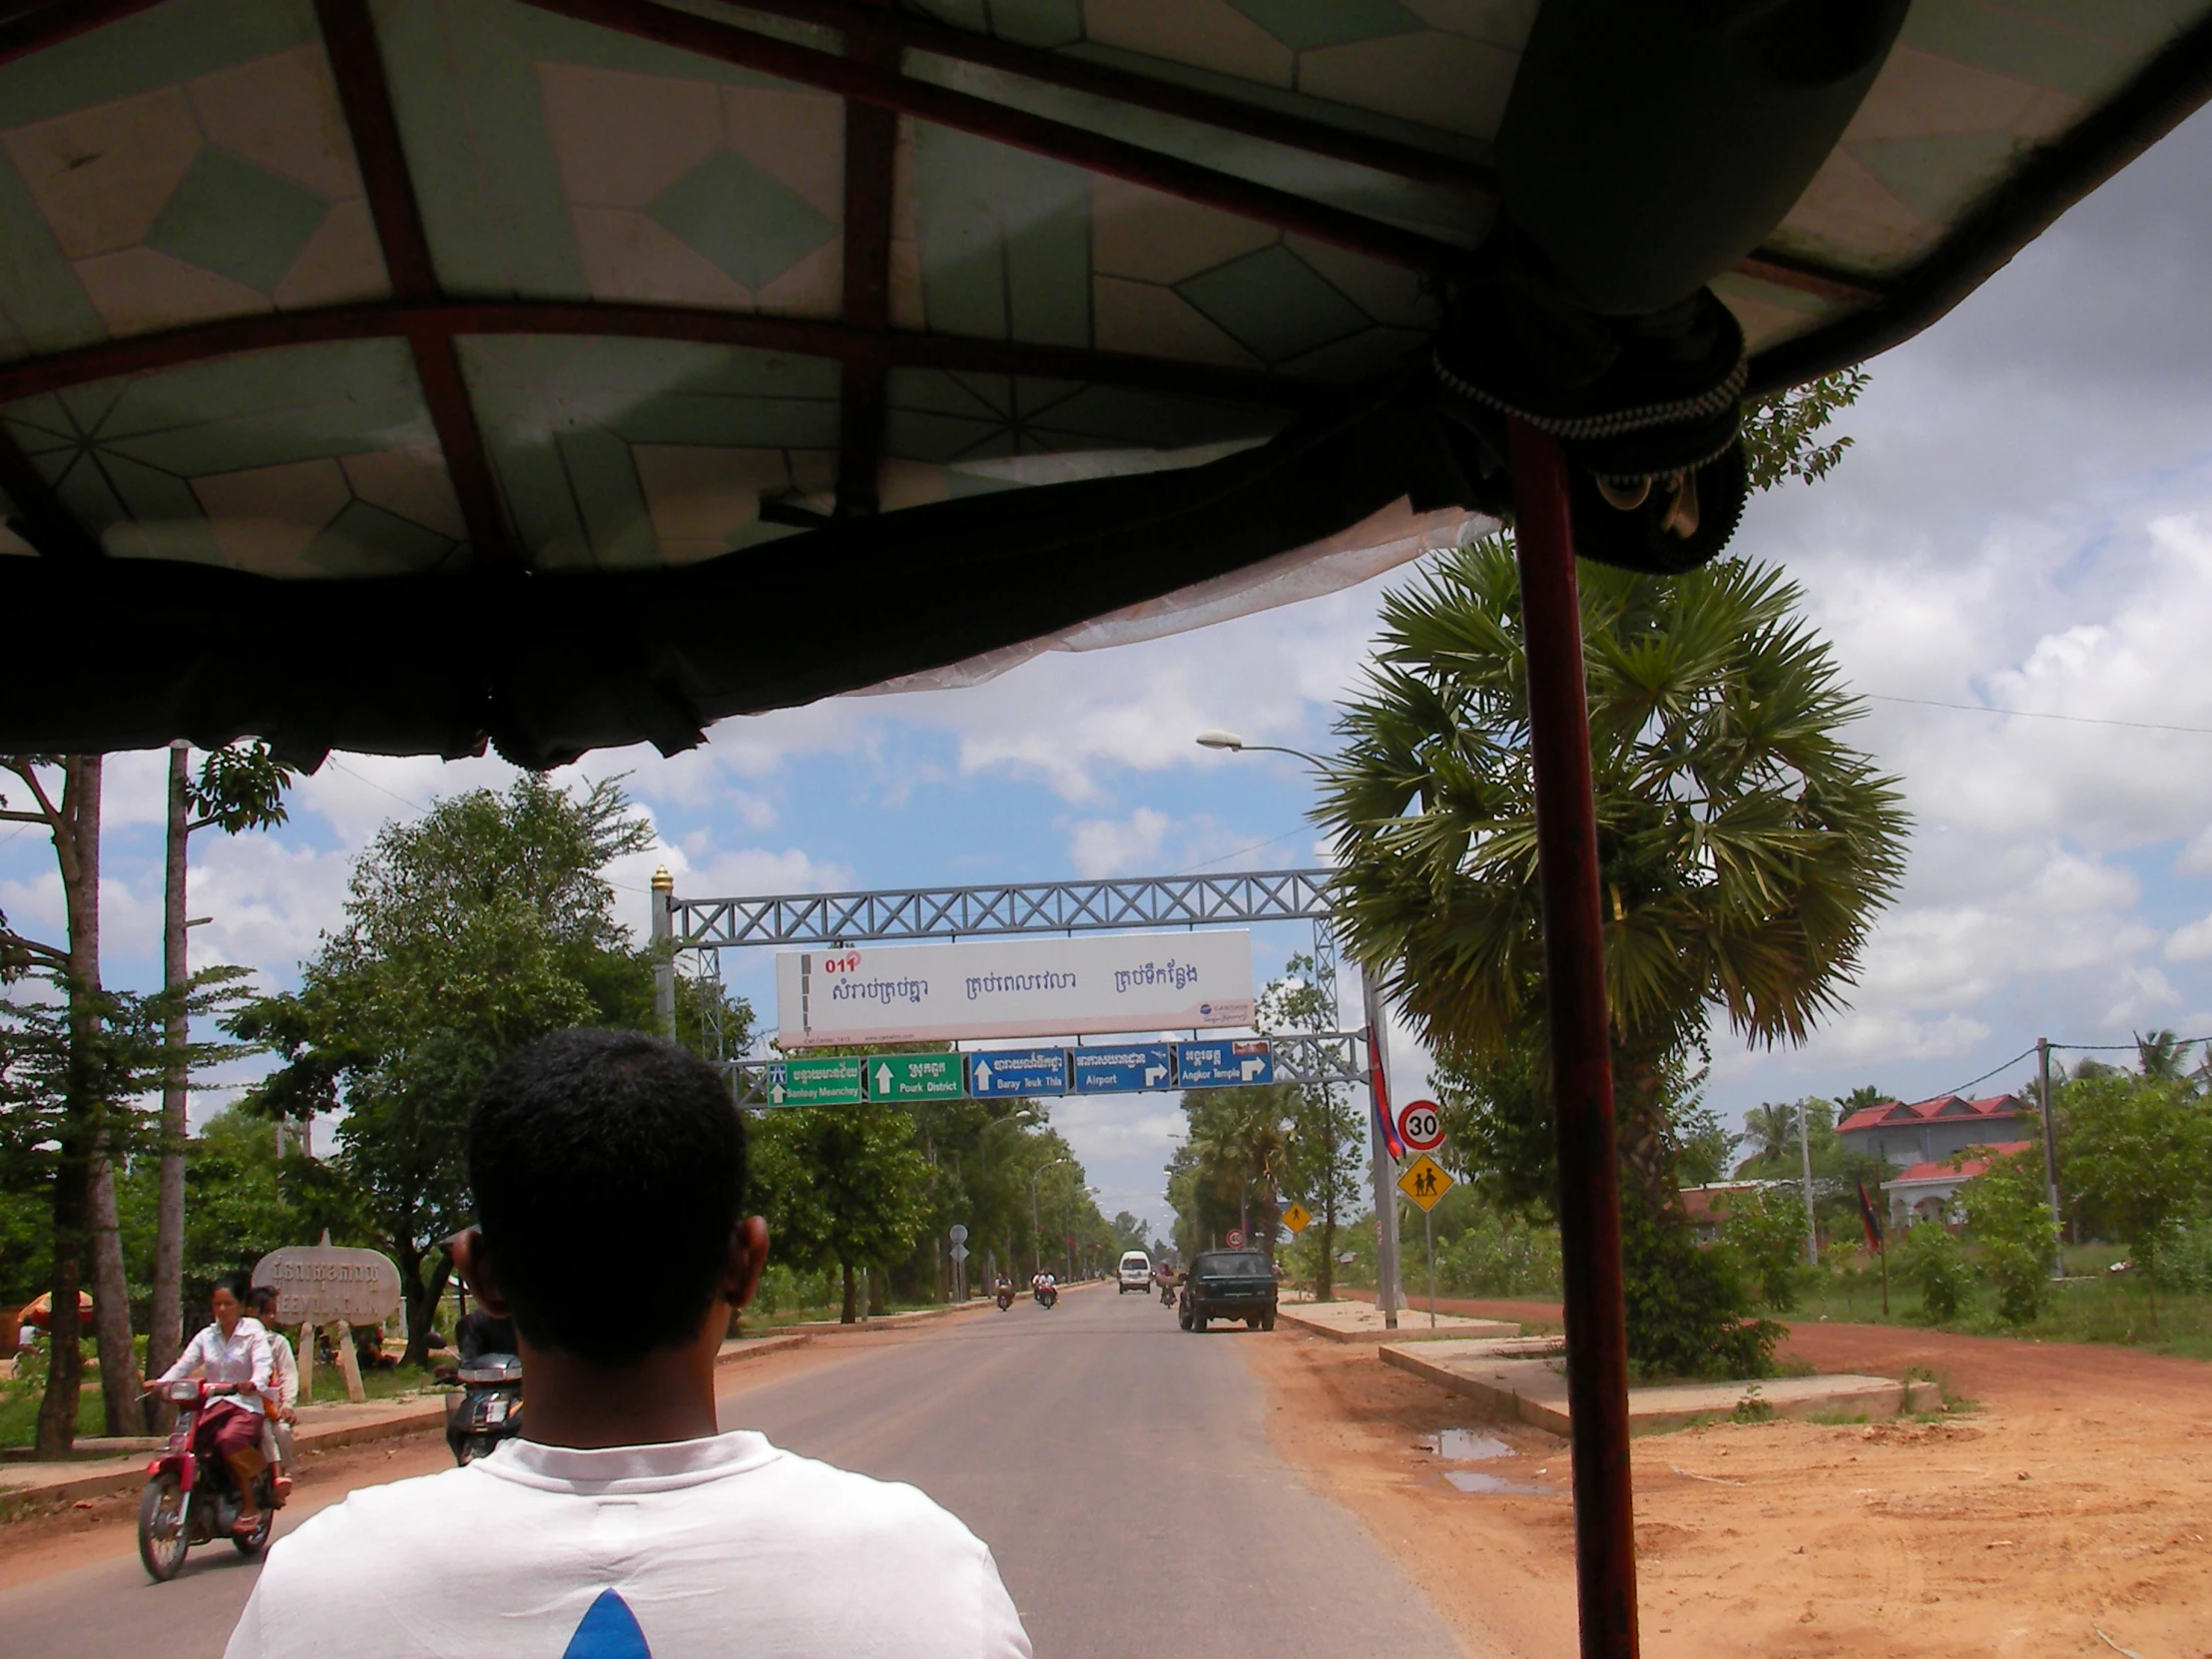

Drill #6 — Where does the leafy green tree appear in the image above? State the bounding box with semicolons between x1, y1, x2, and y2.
1897;1222;1970;1324
233;777;669;1364
2059;1072;2212;1322
1719;1185;1810;1313
1261;957;1364;1300
753;1103;931;1322
1957;1148;2057;1325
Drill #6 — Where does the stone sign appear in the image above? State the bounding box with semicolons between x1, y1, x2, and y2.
252;1245;402;1328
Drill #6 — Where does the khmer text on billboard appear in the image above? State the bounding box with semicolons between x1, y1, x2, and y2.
775;931;1255;1047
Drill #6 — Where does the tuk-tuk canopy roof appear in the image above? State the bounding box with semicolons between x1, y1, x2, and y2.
3;0;2207;765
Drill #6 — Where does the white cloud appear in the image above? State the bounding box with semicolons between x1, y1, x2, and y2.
1066;809;1170;877
2167;913;2212;960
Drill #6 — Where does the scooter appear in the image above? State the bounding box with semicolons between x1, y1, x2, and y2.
137;1381;278;1582
1033;1282;1058;1310
995;1285;1015;1311
1160;1280;1176;1307
443;1353;524;1464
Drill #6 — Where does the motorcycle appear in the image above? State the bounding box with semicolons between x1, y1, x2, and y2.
137;1380;278;1582
1160;1280;1176;1307
994;1285;1015;1312
1033;1282;1058;1310
443;1352;524;1465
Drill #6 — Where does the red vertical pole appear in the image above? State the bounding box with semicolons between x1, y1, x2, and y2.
1508;416;1639;1659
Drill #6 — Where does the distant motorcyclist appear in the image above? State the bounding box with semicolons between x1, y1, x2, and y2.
455;1307;517;1365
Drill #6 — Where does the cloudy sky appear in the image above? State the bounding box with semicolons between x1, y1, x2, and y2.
9;106;2212;1240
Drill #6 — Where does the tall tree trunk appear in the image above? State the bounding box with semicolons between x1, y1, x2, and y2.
398;1238;453;1369
1612;1042;1681;1219
147;742;191;1422
71;758;143;1434
35;1122;90;1457
839;1261;857;1325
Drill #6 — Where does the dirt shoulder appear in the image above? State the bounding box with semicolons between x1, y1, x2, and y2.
1246;1322;2212;1658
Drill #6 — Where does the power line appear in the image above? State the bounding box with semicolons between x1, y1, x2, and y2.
1865;693;2212;738
1173;823;1314;875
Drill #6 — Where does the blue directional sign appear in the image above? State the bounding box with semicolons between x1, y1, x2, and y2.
968;1048;1068;1098
1177;1038;1274;1088
1071;1044;1175;1095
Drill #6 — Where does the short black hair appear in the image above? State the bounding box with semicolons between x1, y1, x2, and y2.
248;1285;277;1315
467;1029;747;1367
213;1273;251;1304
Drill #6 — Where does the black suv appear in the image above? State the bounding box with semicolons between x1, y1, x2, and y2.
1178;1249;1278;1332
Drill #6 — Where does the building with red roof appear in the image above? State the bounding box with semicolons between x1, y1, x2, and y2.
1881;1142;2039;1229
1835;1094;2033;1170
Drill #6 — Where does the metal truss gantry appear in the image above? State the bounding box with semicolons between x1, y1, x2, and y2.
661;867;1357;1096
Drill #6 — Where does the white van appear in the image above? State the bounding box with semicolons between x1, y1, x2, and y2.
1116;1251;1151;1293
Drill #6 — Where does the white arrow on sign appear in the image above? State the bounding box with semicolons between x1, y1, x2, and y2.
770;1081;788;1105
875;1062;893;1096
973;1059;994;1091
1144;1064;1168;1087
1240;1057;1267;1082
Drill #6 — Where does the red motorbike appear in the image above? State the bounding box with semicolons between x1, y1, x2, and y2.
137;1379;277;1582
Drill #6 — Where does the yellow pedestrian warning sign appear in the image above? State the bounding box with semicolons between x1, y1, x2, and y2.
1280;1202;1312;1235
1396;1154;1453;1212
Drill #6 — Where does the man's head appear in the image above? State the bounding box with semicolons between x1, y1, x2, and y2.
458;1029;761;1368
249;1286;278;1324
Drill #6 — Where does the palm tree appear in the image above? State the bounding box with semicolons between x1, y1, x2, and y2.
1738;1102;1796;1173
1317;539;1909;1222
2135;1029;2188;1081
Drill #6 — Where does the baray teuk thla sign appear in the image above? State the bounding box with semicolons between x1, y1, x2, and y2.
775;931;1254;1048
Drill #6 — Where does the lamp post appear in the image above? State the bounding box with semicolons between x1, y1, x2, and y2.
1194;730;1404;1327
1029;1157;1070;1278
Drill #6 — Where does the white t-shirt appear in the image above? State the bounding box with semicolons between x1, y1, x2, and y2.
225;1430;1031;1659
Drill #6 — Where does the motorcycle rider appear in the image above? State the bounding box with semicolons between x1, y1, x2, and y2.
246;1287;297;1504
151;1276;271;1539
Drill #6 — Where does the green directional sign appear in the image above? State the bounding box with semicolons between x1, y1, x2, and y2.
868;1052;966;1102
774;1055;865;1106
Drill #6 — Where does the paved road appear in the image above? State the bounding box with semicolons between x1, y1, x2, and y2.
2;1285;1462;1657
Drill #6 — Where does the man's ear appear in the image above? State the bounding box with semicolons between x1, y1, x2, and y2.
450;1227;514;1319
725;1216;770;1312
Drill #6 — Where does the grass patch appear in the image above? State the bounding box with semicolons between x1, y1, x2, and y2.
0;1378;114;1449
1795;1258;2212;1360
304;1361;437;1405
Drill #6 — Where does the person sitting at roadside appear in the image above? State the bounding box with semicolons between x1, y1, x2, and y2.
246;1288;299;1504
152;1277;271;1538
223;1029;1030;1659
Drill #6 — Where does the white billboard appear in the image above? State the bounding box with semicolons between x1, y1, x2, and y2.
776;931;1254;1048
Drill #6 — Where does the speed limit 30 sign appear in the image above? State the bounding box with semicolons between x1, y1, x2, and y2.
1396;1099;1445;1154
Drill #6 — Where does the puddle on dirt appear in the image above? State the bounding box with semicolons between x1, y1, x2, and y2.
1417;1429;1515;1461
1442;1470;1555;1495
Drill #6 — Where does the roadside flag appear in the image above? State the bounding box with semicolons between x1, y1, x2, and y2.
1856;1181;1885;1254
1368;1022;1404;1162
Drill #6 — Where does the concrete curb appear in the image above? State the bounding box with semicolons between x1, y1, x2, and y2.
1276;1307;1520;1345
1382;1343;1932;1436
1;1333;822;1515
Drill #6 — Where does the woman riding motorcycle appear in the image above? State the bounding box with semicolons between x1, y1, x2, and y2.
150;1275;272;1539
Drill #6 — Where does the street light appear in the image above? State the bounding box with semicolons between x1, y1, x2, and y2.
1194;730;1330;768
1029;1157;1071;1278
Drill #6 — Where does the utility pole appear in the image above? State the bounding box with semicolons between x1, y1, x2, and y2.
148;743;191;1402
651;866;676;1041
1363;967;1402;1329
2037;1037;2063;1273
1798;1098;1818;1266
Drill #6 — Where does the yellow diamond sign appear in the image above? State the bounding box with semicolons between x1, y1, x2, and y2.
1280;1202;1312;1235
1396;1153;1454;1212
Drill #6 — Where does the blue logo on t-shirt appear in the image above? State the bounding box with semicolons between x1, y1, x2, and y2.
562;1590;651;1659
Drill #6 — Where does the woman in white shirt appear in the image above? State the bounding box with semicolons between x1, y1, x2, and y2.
154;1275;272;1536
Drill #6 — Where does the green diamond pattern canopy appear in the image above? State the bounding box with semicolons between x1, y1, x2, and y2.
2;0;2208;765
